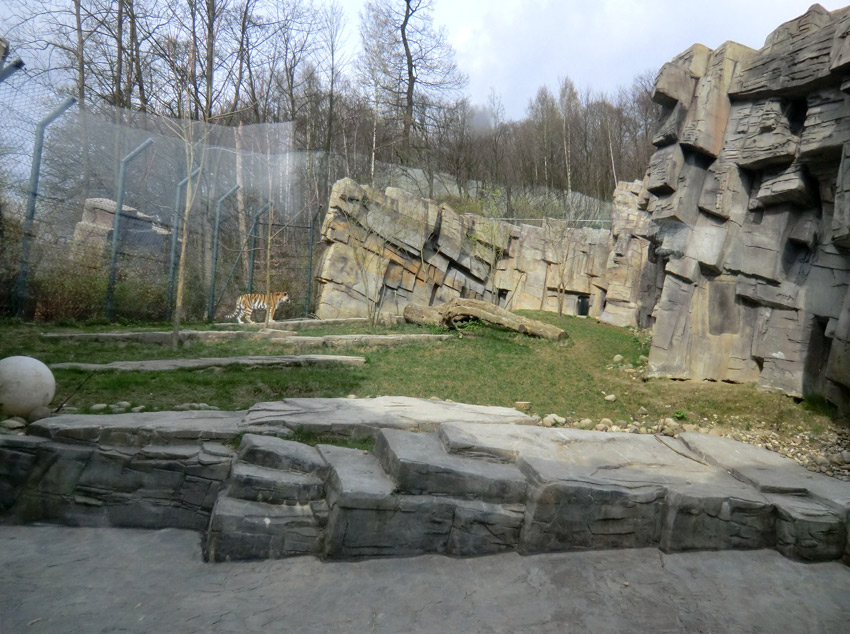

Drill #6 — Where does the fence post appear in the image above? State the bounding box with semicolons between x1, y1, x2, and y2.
13;96;76;317
305;206;318;316
0;58;24;84
166;166;201;321
207;184;240;322
104;137;154;321
247;203;270;293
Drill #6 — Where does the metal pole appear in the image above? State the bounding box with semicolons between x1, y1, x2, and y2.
13;96;76;317
247;203;270;293
105;137;154;321
305;206;317;316
166;166;201;320
207;184;240;322
0;58;24;84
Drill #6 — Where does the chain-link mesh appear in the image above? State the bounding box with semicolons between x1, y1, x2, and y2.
0;57;321;323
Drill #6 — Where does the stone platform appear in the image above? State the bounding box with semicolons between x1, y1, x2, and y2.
1;398;848;566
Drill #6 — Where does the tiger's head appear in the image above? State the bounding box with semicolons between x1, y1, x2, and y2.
274;292;290;307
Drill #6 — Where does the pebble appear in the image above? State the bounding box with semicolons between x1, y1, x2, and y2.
26;406;52;423
131;406;145;413
604;394;617;402
613;354;624;364
90;404;108;412
542;414;566;427
116;401;131;408
2;418;26;430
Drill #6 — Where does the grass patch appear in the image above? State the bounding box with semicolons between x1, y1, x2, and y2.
289;428;376;451
0;313;840;439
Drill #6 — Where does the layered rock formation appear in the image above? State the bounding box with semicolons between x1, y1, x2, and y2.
315;179;617;321
3;401;848;564
639;4;850;411
313;5;850;413
71;198;171;260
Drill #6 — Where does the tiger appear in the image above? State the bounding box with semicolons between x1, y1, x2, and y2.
225;291;290;323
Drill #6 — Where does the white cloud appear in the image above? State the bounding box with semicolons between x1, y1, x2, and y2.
337;0;849;119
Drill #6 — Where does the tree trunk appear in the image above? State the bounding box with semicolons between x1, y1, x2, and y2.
400;0;415;157
403;298;567;340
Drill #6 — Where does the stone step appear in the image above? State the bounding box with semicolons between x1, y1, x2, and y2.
373;429;528;503
318;443;528;558
228;462;325;505
236;434;328;475
205;495;327;562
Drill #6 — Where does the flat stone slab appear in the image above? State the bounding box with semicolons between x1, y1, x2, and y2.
681;432;850;507
229;463;325;504
375;429;528;503
50;354;365;372
237;434;327;474
241;397;538;437
27;410;245;445
41;329;295;344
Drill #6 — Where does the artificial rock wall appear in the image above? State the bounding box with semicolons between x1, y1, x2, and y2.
315;178;628;321
639;4;850;410
314;5;850;413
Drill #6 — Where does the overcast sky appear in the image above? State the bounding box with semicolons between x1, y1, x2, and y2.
337;0;849;119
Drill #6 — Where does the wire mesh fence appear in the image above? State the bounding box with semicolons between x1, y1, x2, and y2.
0;60;323;323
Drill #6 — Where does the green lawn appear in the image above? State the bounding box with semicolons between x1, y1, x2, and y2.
0;313;838;434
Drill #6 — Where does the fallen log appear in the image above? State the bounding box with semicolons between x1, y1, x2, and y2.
403;298;568;341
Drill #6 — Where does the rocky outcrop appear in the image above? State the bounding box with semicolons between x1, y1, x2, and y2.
312;5;850;413
315;180;618;321
71;198;171;260
5;403;848;565
7;404;850;564
636;4;850;413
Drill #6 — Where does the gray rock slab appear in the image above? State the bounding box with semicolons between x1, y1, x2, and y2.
375;429;528;503
50;355;366;372
439;422;575;462
237;434;327;473
40;330;292;344
447;499;526;556
242;397;537;437
3;525;850;634
680;432;849;501
229;463;324;504
206;496;324;561
28;410;245;446
520;478;665;553
324;493;456;559
769;493;847;561
319;444;396;510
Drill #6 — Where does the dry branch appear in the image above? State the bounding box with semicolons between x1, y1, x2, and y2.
403;298;568;340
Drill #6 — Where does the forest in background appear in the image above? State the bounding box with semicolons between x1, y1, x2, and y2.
1;0;659;218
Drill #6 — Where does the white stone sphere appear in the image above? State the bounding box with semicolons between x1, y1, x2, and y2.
0;356;56;418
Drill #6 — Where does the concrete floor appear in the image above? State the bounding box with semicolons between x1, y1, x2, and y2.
1;525;848;634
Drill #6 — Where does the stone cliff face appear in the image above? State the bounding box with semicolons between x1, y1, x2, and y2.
640;4;850;411
315;179;618;321
314;4;850;414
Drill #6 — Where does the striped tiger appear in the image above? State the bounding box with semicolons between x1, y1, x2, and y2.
225;291;290;323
